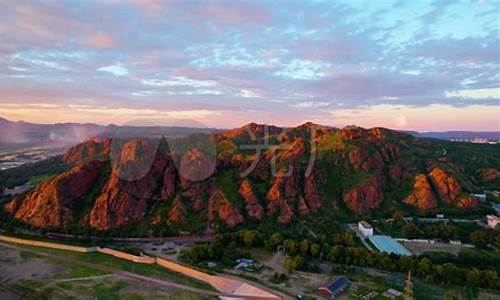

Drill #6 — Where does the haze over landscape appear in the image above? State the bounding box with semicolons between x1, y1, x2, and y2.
1;1;500;300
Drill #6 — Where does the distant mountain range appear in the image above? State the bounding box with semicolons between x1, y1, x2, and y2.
0;117;498;151
0;117;219;151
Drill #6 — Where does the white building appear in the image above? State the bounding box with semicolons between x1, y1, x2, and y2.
471;193;487;202
486;215;500;229
358;221;373;238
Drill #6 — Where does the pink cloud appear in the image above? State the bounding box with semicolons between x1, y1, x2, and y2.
86;32;116;48
195;2;269;25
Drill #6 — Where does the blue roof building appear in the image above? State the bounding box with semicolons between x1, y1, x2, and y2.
318;276;349;298
368;235;412;256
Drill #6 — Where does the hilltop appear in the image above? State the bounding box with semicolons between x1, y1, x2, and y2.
2;122;499;235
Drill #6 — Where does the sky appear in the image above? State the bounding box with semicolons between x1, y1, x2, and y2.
0;0;499;131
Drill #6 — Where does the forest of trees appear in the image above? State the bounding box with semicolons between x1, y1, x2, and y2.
179;229;500;290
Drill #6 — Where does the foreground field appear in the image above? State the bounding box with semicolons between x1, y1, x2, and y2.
0;244;215;299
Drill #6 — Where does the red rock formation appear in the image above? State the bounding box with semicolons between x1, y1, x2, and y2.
457;195;479;208
339;125;368;141
404;174;437;210
208;187;243;227
64;138;111;163
178;149;216;182
343;177;383;213
428;167;461;204
88;148;167;230
389;165;403;184
304;170;324;211
298;196;309;215
348;147;384;174
4;160;106;227
167;195;186;225
238;179;264;219
266;177;294;223
161;160;177;200
476;168;500;183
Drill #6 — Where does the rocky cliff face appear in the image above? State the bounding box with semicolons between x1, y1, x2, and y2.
403;168;479;211
476;168;500;183
343;177;383;213
4;160;106;227
63;138;110;163
239;179;264;219
404;174;437;210
88;148;167;230
4;123;494;232
428;167;462;205
208;186;244;227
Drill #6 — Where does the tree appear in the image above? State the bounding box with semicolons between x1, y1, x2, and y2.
467;268;482;287
310;243;320;257
242;230;256;247
283;239;297;255
265;232;283;251
393;210;404;222
285;257;298;273
470;230;489;248
299;239;309;256
417;258;432;277
494;235;500;249
402;223;417;238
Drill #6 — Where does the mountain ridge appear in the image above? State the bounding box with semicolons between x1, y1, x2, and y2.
3;122;499;234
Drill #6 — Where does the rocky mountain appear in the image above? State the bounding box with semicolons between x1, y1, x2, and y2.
3;123;500;233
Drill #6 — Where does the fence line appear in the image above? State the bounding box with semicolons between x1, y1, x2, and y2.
0;234;281;299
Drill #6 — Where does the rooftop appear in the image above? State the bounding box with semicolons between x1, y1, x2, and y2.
320;276;349;294
359;221;372;229
368;235;412;256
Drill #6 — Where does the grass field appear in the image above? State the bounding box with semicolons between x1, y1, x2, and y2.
4;242;214;291
1;245;215;300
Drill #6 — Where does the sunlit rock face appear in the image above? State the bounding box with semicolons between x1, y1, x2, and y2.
4;123;492;231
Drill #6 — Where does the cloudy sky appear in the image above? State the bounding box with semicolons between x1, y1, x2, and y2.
0;0;499;131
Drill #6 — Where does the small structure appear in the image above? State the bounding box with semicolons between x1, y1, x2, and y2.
491;203;500;215
369;235;412;256
382;288;403;299
318;276;349;299
234;258;262;273
471;193;487;202
358;221;374;238
436;214;444;219
486;215;500;229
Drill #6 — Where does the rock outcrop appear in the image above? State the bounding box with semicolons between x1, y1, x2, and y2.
3;122;491;232
476;168;500;183
343;177;383;213
88;141;167;230
208;187;244;227
404;174;437;210
239;179;264;219
428;167;462;205
4;160;106;227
